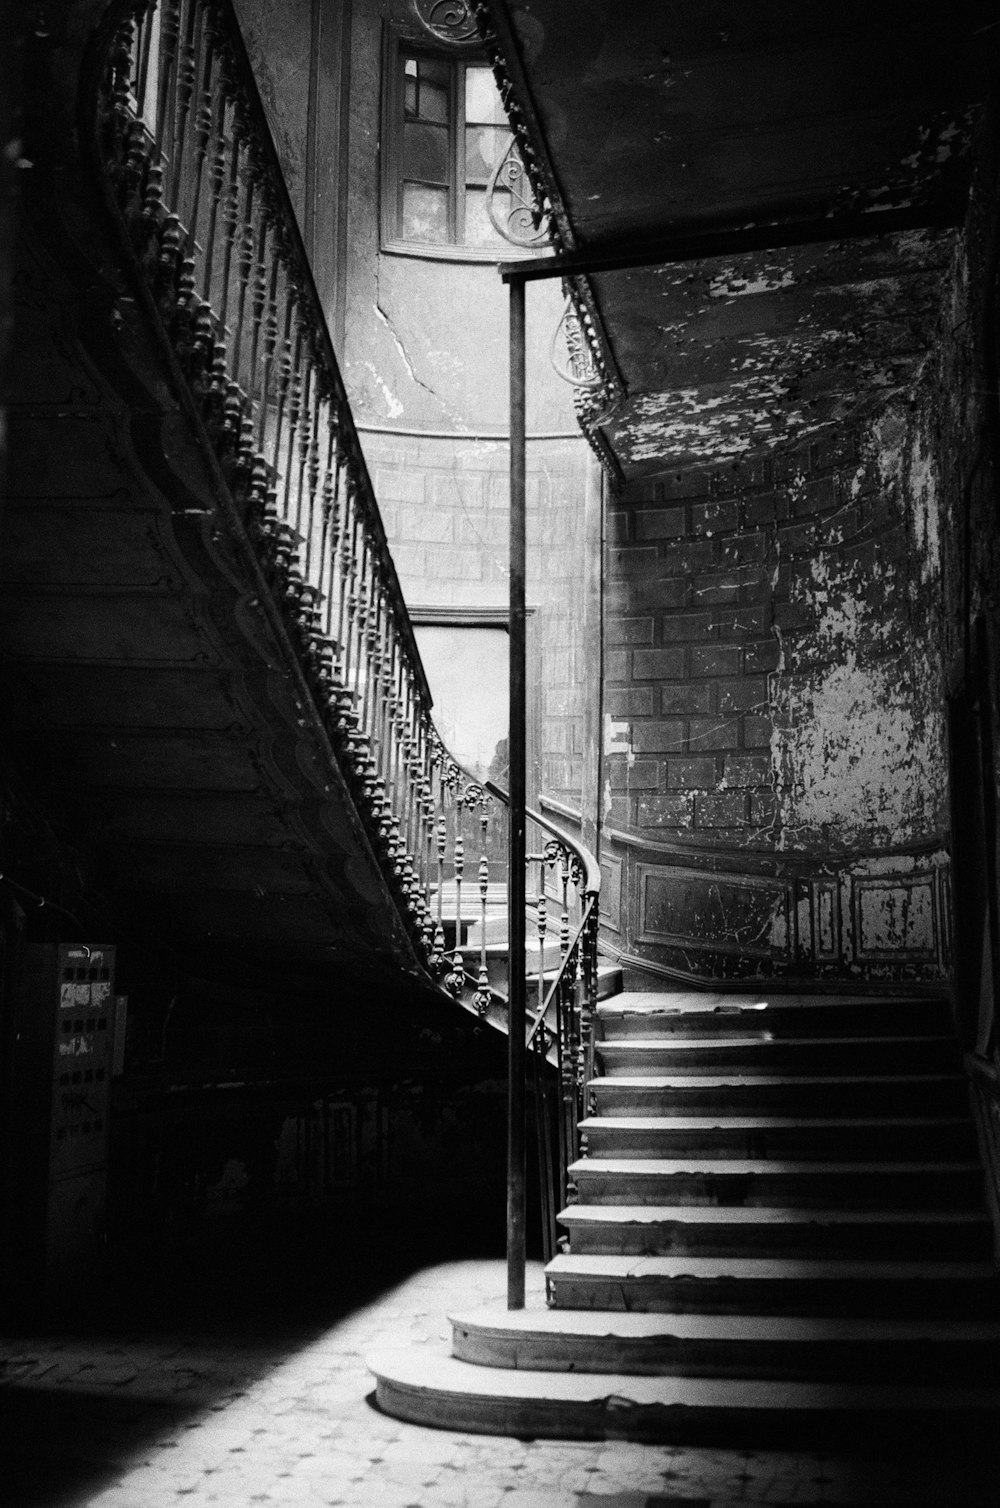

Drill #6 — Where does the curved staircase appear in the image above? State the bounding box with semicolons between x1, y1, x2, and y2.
369;989;1000;1447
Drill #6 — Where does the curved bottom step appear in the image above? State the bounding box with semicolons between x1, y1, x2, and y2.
367;1343;1000;1446
448;1304;1000;1382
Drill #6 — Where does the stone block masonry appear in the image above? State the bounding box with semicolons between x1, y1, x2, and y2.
360;430;591;808
605;421;945;855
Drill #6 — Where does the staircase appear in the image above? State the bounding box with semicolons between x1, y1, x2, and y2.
369;988;1000;1446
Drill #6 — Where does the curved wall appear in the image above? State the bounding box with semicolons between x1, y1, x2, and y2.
602;330;955;984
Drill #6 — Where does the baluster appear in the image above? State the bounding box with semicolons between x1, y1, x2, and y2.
473;856;491;1018
447;791;465;994
216;105;243;342
200;76;227;303
105;14;134;144
351;541;371;730
121;119;150;244
335;477;355;682
535;854;548;1025
232;171;257;385
264;287;294;561
286;345;311;599
135;5;156;123
303;380;323;587
168;0;198;208
323;439;345;644
256;248;280;455
434;804;447;974
153;0;180;167
185;11;215;255
247;213;269;399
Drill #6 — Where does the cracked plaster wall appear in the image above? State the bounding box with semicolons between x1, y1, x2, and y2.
343;0;577;434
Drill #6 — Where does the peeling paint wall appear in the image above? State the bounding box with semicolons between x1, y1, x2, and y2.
603;380;955;979
770;410;949;853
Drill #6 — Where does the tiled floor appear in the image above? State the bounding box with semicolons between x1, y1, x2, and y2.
1;1256;995;1508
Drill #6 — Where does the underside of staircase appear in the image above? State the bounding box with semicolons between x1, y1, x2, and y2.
369;988;1000;1454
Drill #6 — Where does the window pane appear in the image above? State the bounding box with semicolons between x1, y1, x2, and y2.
464;65;506;125
402;182;449;242
417;57;450;88
417;80;449;124
464;185;507;248
402;55;451;123
403;120;449;185
465;124;505;184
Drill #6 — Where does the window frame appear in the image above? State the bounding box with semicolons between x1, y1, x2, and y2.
379;24;538;264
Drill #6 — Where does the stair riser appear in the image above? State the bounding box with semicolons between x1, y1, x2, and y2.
598;1004;951;1041
547;1275;1000;1319
590;1081;969;1117
452;1330;1000;1384
571;1168;985;1209
374;1373;1000;1449
582;1124;978;1162
598;1042;957;1076
561;1219;994;1261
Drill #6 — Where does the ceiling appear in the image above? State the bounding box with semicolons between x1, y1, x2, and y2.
486;0;994;475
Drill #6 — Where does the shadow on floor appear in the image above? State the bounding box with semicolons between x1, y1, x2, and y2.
0;1202;506;1508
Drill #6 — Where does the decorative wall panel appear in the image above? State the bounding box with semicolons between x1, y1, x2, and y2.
637;865;790;959
852;873;938;962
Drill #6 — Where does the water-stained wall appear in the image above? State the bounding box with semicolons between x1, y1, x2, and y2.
600;149;1000;989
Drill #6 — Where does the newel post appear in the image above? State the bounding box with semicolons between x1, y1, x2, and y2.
506;272;527;1309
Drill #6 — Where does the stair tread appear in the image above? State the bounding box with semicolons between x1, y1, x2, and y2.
557;1204;989;1225
599;1034;953;1049
448;1304;1000;1342
569;1155;982;1175
579;1115;969;1130
602;992;941;1011
546;1254;996;1279
369;1345;1000;1410
591;1073;964;1087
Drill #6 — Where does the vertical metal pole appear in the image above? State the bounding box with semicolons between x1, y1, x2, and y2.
507;274;527;1310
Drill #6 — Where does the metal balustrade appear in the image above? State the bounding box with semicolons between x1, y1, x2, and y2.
92;0;600;1280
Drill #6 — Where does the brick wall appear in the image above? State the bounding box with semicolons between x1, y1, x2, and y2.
605;425;947;855
361;429;591;805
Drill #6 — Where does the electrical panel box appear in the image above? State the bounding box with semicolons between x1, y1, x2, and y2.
3;943;118;1307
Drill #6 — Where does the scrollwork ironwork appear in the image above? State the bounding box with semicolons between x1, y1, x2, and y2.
411;0;480;46
486;136;549;248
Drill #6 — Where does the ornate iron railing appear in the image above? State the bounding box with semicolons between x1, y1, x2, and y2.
95;0;480;972
483;786;600;1262
92;0;600;1252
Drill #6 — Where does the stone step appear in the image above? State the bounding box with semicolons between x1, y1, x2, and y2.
588;1072;969;1117
578;1114;978;1162
368;1343;1000;1445
545;1253;1000;1318
597;992;951;1041
448;1304;1000;1383
556;1203;994;1259
568;1155;986;1209
597;1035;958;1077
